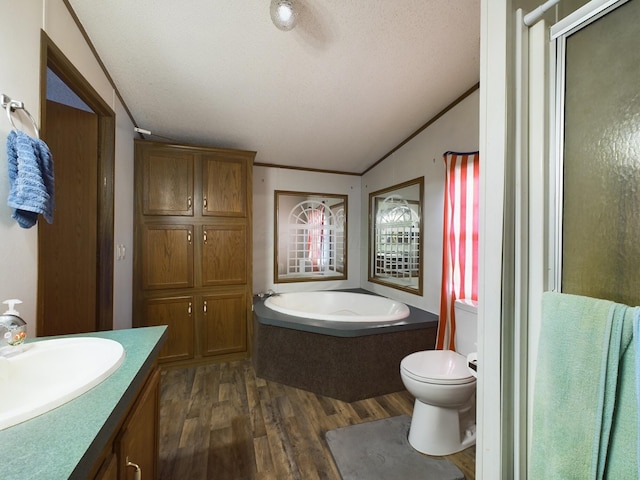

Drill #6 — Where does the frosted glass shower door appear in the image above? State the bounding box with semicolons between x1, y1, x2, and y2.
560;0;640;305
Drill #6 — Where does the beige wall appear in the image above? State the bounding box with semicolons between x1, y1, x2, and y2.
253;166;362;294
361;89;480;314
0;2;479;335
252;89;479;306
0;0;135;333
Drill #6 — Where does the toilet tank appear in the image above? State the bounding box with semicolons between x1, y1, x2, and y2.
454;299;478;356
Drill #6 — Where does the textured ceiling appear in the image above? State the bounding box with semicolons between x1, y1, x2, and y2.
67;0;480;173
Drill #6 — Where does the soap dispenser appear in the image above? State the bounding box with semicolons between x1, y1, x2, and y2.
0;299;27;348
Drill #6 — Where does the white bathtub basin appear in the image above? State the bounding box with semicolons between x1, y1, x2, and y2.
264;291;410;322
0;337;125;430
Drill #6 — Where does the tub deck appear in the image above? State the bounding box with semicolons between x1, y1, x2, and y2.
253;292;438;402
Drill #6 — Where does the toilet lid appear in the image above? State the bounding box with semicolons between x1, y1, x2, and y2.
401;350;475;385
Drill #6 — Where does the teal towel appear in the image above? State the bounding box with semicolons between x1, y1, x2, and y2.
635;310;640;472
529;292;637;479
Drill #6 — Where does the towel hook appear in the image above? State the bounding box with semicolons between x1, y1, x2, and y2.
1;93;40;140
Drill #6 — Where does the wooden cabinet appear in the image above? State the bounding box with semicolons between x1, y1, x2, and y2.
202;224;247;285
144;296;195;362
202;291;247;357
134;140;254;366
91;368;160;480
142;225;194;290
202;154;248;217
141;147;194;216
117;369;160;480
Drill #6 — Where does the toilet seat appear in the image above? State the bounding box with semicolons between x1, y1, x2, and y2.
401;350;475;385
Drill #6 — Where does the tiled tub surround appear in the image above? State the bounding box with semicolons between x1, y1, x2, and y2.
0;326;166;480
253;291;438;402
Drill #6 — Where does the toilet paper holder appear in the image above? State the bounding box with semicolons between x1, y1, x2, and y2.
467;352;478;377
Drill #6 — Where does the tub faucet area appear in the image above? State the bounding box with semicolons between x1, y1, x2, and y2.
257;289;279;300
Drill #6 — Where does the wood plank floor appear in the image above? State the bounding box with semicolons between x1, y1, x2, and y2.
158;360;475;479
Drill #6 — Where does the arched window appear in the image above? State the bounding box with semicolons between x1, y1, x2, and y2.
286;200;344;276
373;195;421;280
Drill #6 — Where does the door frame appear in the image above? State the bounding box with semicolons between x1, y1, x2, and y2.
38;31;115;332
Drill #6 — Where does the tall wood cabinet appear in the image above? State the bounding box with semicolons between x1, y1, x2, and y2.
133;140;255;366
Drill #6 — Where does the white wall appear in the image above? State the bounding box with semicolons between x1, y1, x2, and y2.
252;91;479;312
0;0;135;334
361;89;480;314
253;166;362;294
1;1;478;335
113;101;135;330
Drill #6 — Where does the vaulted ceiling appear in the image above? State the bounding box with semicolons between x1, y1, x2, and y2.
67;0;480;173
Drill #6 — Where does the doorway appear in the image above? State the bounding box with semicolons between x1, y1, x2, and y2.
38;33;115;335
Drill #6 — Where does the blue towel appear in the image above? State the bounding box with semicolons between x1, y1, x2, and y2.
6;129;55;228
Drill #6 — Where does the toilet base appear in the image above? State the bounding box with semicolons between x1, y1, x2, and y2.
407;398;476;456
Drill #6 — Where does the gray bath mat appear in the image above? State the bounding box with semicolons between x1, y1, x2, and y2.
326;415;464;480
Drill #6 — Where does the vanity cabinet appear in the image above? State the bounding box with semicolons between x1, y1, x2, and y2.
116;368;160;480
0;328;166;480
133;140;254;367
91;368;160;480
93;454;117;480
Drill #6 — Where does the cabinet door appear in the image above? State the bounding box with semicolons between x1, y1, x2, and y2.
202;291;247;356
201;224;247;286
202;155;247;217
142;225;194;290
142;149;194;215
93;453;117;480
145;297;194;362
118;369;160;480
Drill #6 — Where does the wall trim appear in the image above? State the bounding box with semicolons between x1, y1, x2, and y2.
362;82;480;175
257;83;480;177
252;162;362;176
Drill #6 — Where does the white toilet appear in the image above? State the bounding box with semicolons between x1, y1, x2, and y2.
400;299;478;456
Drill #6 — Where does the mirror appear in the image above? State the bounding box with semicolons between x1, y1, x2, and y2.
274;191;348;283
368;177;424;295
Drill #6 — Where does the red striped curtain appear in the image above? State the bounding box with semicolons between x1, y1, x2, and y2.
437;151;480;350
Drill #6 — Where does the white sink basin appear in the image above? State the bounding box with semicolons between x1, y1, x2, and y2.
0;337;125;430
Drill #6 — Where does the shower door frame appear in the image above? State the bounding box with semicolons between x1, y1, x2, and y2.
525;0;633;477
549;0;633;290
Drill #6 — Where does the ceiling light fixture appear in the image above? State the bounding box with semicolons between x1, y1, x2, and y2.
270;0;298;31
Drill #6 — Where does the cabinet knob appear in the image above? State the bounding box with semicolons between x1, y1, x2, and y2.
203;197;208;210
203;230;207;244
188;302;192;315
126;457;142;480
203;300;207;313
187;196;192;209
187;230;192;245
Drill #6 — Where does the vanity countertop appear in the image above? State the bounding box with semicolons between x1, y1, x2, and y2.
0;326;167;480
